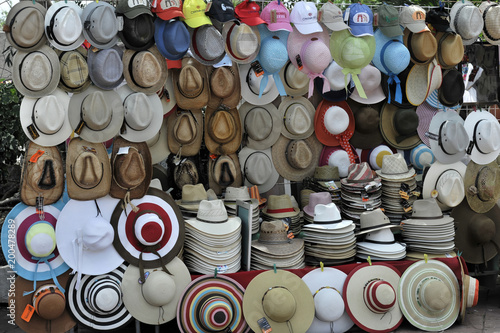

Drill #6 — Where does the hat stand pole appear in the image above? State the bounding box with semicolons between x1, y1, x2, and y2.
135;319;141;333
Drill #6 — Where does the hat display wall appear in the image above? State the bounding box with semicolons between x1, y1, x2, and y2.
123;46;167;94
239;102;281;149
189;25;226;66
343;263;403;332
410;143;435;170
347;3;373;37
181;0;212;28
44;1;84;51
450;0;484;45
66;263;132;331
68;85;124;143
122;257;191;325
480;1;500;45
208;62;242;109
58;47;92;93
379;103;422;150
320;2;350;32
406;60;443;107
66;137;111;201
349;64;386;104
239;147;280;193
167;108;203;156
109;137;152;200
435;32;464;69
81;1;119;49
13;45;60;98
243;270;314;333
260;0;293;32
208;154;243;195
398;259;460;331
20;141;64;206
280;96;316;140
422;161;466;211
204;106;242;155
177;275;249;333
464;160;500;213
5;1;47;52
1;201;69;282
302;267;354;333
377;4;401;37
239;62;279;105
111;187;185;268
154;18;190;60
348;100;384;149
173;57;210;109
222;22;260;64
87;46;124;90
464;110;500;165
314;60;355;102
427;110;469;164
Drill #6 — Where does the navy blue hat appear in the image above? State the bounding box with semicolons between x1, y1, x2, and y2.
154;19;190;60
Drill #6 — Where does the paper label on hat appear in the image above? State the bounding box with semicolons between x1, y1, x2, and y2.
373;12;378;26
205;1;212;12
117;146;131;155
271;9;277;23
21;304;35;322
295;55;303;71
257;317;272;333
344;7;350;22
251;60;264;77
128;0;148;8
318;9;322;22
117;16;124;31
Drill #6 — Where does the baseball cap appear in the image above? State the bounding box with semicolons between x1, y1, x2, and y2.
290;1;323;35
260;0;293;32
320;2;350;32
207;0;238;23
377;3;402;37
151;0;185;20
182;0;212;28
347;3;373;36
399;5;430;33
235;0;266;26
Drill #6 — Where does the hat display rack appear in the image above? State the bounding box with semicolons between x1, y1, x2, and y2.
4;0;500;331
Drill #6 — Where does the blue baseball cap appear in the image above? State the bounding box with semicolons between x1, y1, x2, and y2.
348;3;374;37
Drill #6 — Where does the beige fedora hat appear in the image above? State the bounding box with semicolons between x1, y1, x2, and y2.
4;1;47;51
279;96;316;140
239;102;282;150
279;60;310;97
166;109;203;156
222;21;260;64
122;46;167;94
239;62;279;106
238;147;279;193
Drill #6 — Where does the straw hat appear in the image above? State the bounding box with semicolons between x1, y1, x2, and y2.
66;137;111;201
279;60;310;97
480;1;500;45
398;260;460;331
81;1;120;49
422;160;466;211
189;25;226;66
44;1;84;51
262;194;300;219
427;110;469;164
122;46;167;94
207;62;241;109
435;32;464;69
87;46;124;90
356;207;397;235
279;96;316;140
238;147;280;193
239;62;279;105
175;183;208;211
242;270;314;333
403;29;437;65
58;47;92;93
173;57;210;109
239;102;281;149
464;160;500;213
204;106;242;155
4;1;47;51
375;153;416;181
222;22;260;64
315;99;355;146
450;0;484;45
166;109;203;156
406;60;443;107
208;154;243;195
464;110;500;165
379;103;421;150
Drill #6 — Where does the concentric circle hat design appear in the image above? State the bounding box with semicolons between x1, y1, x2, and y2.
398;259;460;331
177;275;250;333
111;187;185;268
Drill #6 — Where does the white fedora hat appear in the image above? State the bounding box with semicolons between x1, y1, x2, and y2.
238;147;280;193
427;110;469;164
464;110;500;165
239;62;279;105
81;1;120;49
44;1;85;51
422;161;466;211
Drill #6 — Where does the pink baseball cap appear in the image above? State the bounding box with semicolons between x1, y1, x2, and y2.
260;0;293;32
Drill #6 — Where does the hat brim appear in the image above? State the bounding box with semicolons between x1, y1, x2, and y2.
422;161;466;211
464;111;500;165
147;118;171;164
239;63;279;106
379;102;422;150
122;46;168;94
238;147;280;194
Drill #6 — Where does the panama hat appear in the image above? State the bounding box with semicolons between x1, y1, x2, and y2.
175;183;208;211
239;62;279;105
66;263;132;330
44;1;84;51
464;160;500;213
302;268;354;333
68;85;124;143
81;1;119;49
427;110;469;164
375;153;416;181
239;102;281;149
111;187;184;268
66;137;111;201
359;145;394;170
1;201;69;282
356;207;399;235
20;141;64;206
406;60;443;107
435;32;464;69
343;263;403;333
207;62;241;109
122;257;191;325
177;275;249;333
13;45;60;98
13;272;76;333
204;106;242;155
222;22;260;64
4;1;47;51
116;84;163;142
403;29;438;65
422;161;466;211
480;1;500;45
123;46;167;94
154;18;190;60
398;259;460;331
348;100;384;149
58;47;92;93
87;46;124;90
151;0;185;20
279;60;309;97
173;57;210;109
262;194;300;219
239;147;280;193
271;134;322;182
243;269;314;333
208;154;243;195
319;145;359;178
451;200;500;264
410;143;435;170
349;64;386;104
181;0;212;28
464;110;500;165
450;0;484;45
379;102;421;150
314;99;354;146
189;25;226;66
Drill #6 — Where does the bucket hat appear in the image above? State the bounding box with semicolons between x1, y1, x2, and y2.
20;141;64;206
123;46;167;94
239;62;279;105
403;29;438;65
204;106;242;155
189;25;226;66
464;160;500;213
239;147;280;193
271;134;322;182
20;88;71;147
422;161;466;211
68;85;124;143
239;102;281;149
44;1;84;51
235;0;265;25
208;62;241;109
290;1;323;35
314;60;355;102
398;260;460;331
438;70;465;107
116;0;155;50
87;46;124;90
222;22;260;64
320;2;350;32
349;64;386;104
154;19;189;61
319;145;359;178
348;100;384;149
81;1;119;49
480;1;500;45
181;0;212;28
173;57;210;109
450;1;484;45
314;99;354;147
4;1;47;51
359;145;394;170
375;153;416;181
58;47;92;93
410;143;435;170
260;0;292;32
346;3;373;37
377;4;402;37
243;270;314;333
464;110;500;165
379;103;422;150
208;154;243;195
435;32;464;69
279;96;316;140
13;45;60;98
166;109;203;156
151;0;185;20
66;137;111;201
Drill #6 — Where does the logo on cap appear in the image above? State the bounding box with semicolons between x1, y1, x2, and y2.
353;12;370;23
412;11;425;21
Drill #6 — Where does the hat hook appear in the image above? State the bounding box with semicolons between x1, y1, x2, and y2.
424;253;428;263
367;256;372;266
214;267;218;278
320;261;324;272
273;263;277;273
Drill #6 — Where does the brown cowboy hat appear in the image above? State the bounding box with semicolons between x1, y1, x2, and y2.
166;108;204;156
208;154;243;195
207;62;241;109
204;106;242;155
172;57;210;110
464;160;500;213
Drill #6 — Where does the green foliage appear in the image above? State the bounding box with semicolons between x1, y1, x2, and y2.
0;80;24;183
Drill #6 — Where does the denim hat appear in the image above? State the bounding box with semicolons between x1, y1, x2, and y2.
154;19;189;60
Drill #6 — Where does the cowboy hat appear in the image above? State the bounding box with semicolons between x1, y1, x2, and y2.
87;46;124;90
379;102;422;150
207;62;242;109
208;154;243;195
348;100;384;149
464;110;500;165
422;160;466;210
81;1;120;49
44;1;84;51
4;1;47;51
123;46;168;94
66;137;111;201
154;18;190;60
204;106;242;155
464;160;500;213
166;109;203;156
222;22;260;64
57;47;92;93
239;102;281;149
427;110;469;164
173;57;210;109
238;147;280;193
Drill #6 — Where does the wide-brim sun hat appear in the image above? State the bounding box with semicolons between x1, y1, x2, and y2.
279;96;316;140
427;110;469;164
349;64;387;105
314;99;355;147
372;28;410;77
238;147;280;194
279;60;310;97
239;62;279;105
464;110;500;165
406;60;443;107
464;160;500;213
239;102;282;150
422;160;466;211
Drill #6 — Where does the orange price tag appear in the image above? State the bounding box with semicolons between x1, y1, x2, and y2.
29;150;45;163
21;304;35;322
209;154;219;160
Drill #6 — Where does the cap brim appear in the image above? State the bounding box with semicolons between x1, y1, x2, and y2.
294;22;323;35
405;22;430;33
379;25;404;37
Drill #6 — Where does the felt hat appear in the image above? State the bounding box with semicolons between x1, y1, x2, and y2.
239;102;281;149
151;0;185;20
4;1;47;51
464;110;500;165
13;272;76;333
109;137;152;200
427;110;469;164
20;141;64;206
122;257;191;325
111;187;185;268
359;145;394;170
410;143;435;170
222;22;260;64
66;137;111;201
319;145;359;178
403;29;437;65
242;270;315;333
422;161;466;211
438;69;465;107
348;100;384;149
181;0;212;28
271;134;322;182
376;3;402;37
314;99;354;146
166;108;203;156
154;18;190;60
204;106;242;155
68;85;124;143
177;275;249;333
320;2;350;32
238;147;280;193
58;47;92;93
398;260;460;331
116;84;163;142
379;103;421;150
435;32;464;69
1;201;69;282
20;88;71;147
346;3;373;37
87;46;124;90
290;1;323;35
116;0;155;50
13;45;60;98
348;64;386;104
189;25;226;66
302;268;354;333
406;60;443;107
207;62;241;109
81;1;120;49
239;62;279;105
174;159;199;190
450;1;484;45
44;1;84;51
260;0;292;32
235;0;265;26
375;153;416;181
343;263;403;333
173;57;210;109
123;46;167;94
279;96;316;140
464;160;500;213
479;1;500;45
314;60;355;102
208;154;243;195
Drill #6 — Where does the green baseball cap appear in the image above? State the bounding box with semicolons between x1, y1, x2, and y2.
377;4;402;37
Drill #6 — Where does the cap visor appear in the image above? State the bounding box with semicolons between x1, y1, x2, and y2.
405;22;430;33
268;22;293;32
184;16;213;28
349;25;374;37
324;21;351;32
379;25;403;37
156;9;185;20
294;22;323;34
124;7;153;19
241;17;266;26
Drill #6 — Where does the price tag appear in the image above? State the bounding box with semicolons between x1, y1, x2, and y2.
257;317;272;333
29;150;45;163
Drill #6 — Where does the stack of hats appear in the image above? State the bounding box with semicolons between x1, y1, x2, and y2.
303;166;342;205
175;184;209;219
302;203;356;266
302;192;332;224
376;153;418;222
401;198;456;258
250;220;305;270
184;200;242;274
356;209;406;261
261;194;302;235
340;162;382;223
223;186;261;234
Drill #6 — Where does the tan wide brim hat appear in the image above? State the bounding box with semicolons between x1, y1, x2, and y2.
207;62;241;109
173;57;210;110
147;117;171;164
238;147;280;194
464;160;500;213
204;106;242;155
279;96;316;140
422;160;466;212
122;45;167;94
379;102;422;150
403;29;438;65
239;62;279;106
239;102;282;150
242;270;315;333
271;134;322;182
166;109;204;156
208;154;243;195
